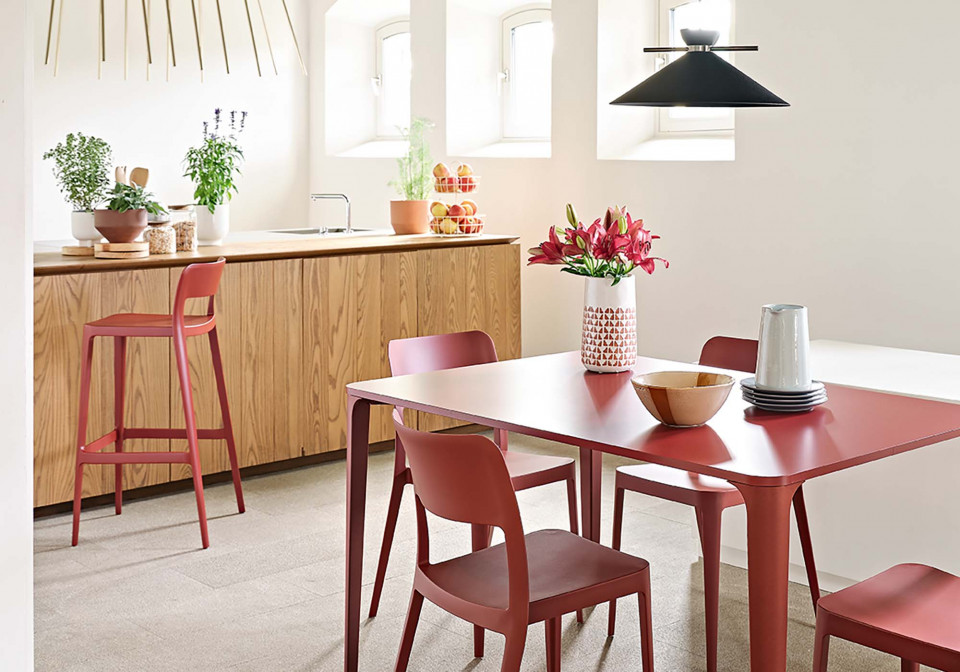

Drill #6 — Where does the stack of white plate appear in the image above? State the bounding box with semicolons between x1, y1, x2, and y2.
740;377;827;413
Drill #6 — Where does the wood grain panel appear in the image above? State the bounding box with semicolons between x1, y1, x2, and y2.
379;251;419;436
169;263;243;480
271;259;304;462
34;274;102;506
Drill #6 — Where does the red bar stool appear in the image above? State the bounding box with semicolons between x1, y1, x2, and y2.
71;258;244;549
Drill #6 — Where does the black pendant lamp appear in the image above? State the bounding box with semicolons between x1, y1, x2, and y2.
611;28;788;108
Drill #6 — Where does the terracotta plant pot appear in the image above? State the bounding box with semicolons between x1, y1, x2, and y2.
94;209;148;243
389;200;430;235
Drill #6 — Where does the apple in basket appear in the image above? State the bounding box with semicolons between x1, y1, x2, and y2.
430;201;448;218
461;199;478;216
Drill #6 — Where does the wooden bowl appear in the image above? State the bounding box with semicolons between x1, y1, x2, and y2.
631;371;735;428
94;209;148;243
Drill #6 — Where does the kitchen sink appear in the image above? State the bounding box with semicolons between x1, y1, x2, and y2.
269;227;375;235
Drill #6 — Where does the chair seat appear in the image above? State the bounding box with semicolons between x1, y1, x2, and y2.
503;451;575;488
423;529;648;619
617;463;743;509
86;312;215;337
818;563;960;655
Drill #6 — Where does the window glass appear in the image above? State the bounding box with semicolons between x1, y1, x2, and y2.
377;27;411;137
503;11;552;140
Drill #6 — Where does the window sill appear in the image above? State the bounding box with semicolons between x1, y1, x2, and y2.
460;140;552;159
335;139;408;159
604;136;735;162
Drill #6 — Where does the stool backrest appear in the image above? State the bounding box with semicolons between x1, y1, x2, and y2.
699;336;758;374
389;330;498;377
394;418;529;610
173;257;226;321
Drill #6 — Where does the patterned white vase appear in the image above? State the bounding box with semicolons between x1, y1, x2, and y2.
581;275;637;373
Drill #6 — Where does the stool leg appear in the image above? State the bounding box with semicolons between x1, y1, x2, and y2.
209;327;244;514
175;333;209;549
72;332;96;546
697;501;723;672
114;336;126;515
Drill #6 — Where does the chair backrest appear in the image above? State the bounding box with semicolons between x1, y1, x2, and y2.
394;419;530;609
172;257;226;321
699;336;758;374
388;330;498;377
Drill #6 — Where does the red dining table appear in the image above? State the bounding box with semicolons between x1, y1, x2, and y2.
343;351;960;671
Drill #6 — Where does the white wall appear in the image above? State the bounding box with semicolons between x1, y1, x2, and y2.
32;0;310;240
312;0;960;360
0;0;34;668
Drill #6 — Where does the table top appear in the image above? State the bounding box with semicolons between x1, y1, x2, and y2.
347;351;960;486
34;232;519;276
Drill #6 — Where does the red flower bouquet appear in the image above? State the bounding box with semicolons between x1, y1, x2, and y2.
528;204;669;283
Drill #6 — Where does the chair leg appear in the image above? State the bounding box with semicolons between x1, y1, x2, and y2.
608;485;625;637
901;661;919;672
545;617;561;672
369;468;408;618
792;485;821;613
472;522;492;658
638;571;654;672
114;336;126;516
72;332;95;547
812;618;830;672
175;335;209;549
697;502;723;672
500;626;527;672
564;473;584;624
210;327;244;514
393;590;424;672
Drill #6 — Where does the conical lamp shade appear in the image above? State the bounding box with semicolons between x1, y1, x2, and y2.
611;51;788;108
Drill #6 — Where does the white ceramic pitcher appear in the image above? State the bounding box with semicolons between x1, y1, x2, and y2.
755;304;812;391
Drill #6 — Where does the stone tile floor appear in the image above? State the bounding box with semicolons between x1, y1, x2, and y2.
35;434;916;671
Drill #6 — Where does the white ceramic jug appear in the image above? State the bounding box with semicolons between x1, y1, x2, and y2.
755;304;812;391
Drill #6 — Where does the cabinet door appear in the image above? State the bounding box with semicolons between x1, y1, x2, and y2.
34;269;172;507
416;243;522;431
302;252;418;453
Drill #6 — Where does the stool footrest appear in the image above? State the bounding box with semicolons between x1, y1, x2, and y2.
79;451;192;465
85;431;118;453
124;428;228;441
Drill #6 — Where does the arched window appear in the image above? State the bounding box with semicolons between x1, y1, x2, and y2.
375;19;412;138
500;7;552;140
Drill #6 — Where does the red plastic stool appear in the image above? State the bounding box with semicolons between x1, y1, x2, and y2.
71;258;244;549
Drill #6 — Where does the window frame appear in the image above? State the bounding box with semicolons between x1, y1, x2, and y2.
374;18;411;140
500;5;553;142
656;0;735;136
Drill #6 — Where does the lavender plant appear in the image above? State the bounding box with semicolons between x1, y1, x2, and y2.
183;109;247;213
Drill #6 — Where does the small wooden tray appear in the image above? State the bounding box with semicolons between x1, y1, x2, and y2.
61;245;95;257
94;250;150;259
95;242;148;252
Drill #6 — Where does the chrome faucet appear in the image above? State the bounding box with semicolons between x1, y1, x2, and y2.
310;193;351;234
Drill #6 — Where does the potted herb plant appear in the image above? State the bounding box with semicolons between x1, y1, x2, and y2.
94;182;166;243
183;109;246;245
388;117;434;235
43;132;112;245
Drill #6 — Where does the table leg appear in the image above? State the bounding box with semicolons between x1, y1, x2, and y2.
344;395;371;672
732;481;801;672
579;447;602;542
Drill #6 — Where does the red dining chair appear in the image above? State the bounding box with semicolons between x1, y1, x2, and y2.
813;563;960;671
368;330;581;647
393;420;654;672
71;258;244;549
608;336;821;672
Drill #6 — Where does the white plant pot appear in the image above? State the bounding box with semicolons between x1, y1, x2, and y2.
196;203;229;245
71;210;101;246
581;275;637;373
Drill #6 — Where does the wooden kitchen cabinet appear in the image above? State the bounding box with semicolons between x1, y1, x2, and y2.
33;237;521;507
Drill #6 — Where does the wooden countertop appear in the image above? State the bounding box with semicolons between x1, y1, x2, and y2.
34;232;520;276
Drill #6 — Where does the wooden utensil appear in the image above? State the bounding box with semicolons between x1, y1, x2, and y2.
215;0;229;73
190;0;204;71
142;0;153;65
129;167;149;187
165;0;176;66
44;0;56;64
115;166;128;185
53;0;65;75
